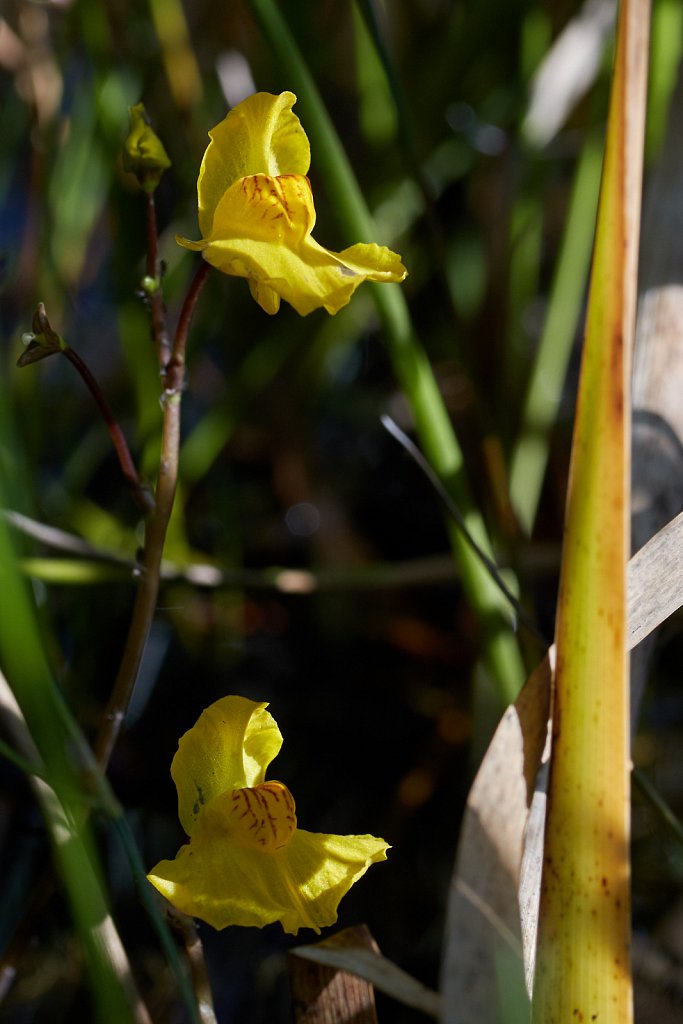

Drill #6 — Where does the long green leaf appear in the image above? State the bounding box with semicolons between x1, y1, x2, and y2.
0;509;141;1023
509;133;603;534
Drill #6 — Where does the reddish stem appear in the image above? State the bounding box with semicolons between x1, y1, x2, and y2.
94;260;211;768
146;194;171;367
163;260;210;390
62;347;153;514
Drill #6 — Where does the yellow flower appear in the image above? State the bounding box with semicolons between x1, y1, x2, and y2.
177;91;407;315
147;696;389;935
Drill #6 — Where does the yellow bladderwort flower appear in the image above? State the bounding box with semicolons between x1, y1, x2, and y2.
177;91;407;315
147;696;389;934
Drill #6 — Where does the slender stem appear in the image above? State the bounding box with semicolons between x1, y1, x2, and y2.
94;261;210;769
381;415;548;646
109;816;204;1024
145;193;171;367
0;736;44;778
168;911;218;1024
61;346;154;514
633;766;683;849
163;261;210;392
145;192;158;281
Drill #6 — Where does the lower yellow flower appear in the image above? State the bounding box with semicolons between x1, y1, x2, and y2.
147;696;389;935
177;91;407;316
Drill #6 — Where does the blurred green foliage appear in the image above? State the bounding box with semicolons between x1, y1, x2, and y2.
0;0;681;1021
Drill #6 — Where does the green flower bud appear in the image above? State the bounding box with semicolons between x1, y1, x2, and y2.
17;303;66;367
122;103;171;193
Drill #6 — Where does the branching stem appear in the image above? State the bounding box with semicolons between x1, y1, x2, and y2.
94;260;210;768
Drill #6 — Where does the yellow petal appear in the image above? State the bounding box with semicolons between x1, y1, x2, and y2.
171;696;282;836
285;830;390;934
249;278;281;314
196;92;310;238
147;817;389;935
188;172;407;316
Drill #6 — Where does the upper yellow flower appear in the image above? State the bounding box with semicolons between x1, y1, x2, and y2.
147;695;389;935
177;91;407;316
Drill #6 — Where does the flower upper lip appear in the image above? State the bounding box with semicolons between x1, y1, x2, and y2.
196;90;310;237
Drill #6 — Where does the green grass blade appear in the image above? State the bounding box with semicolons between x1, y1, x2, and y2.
509;132;603;533
0;484;140;1022
245;0;525;703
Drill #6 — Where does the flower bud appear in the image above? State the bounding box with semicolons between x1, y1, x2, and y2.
17;303;66;367
122;103;171;193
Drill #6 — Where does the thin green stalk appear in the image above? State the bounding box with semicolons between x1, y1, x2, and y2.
632;767;683;850
94;260;210;768
0;737;44;779
166;911;218;1024
0;659;202;1024
0;522;144;1024
109;814;203;1024
246;0;525;704
353;0;463;345
509;133;603;533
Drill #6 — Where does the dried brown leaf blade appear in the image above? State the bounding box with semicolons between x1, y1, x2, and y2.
441;504;679;1022
292;925;441;1019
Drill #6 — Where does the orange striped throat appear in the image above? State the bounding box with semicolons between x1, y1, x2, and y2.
228;782;297;853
